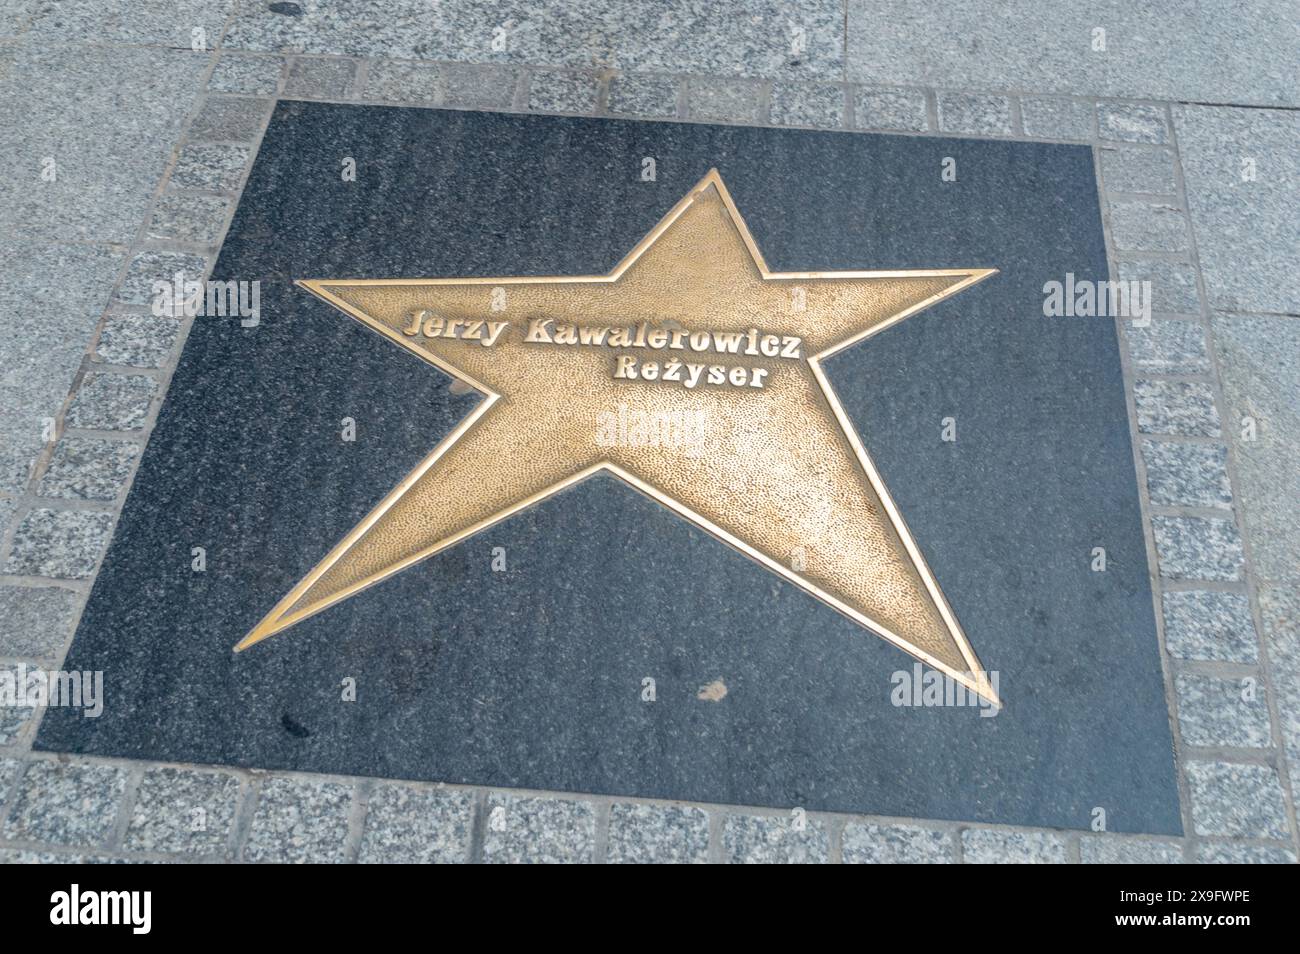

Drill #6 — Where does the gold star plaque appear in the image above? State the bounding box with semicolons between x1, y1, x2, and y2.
237;170;999;705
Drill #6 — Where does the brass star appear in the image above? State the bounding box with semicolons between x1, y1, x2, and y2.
237;170;999;705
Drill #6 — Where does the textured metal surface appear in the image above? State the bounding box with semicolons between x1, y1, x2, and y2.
237;170;998;703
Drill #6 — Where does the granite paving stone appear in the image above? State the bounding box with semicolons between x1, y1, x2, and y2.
769;82;844;129
1259;585;1300;758
1019;97;1091;141
1098;104;1169;144
853;85;927;132
4;510;115;580
1211;315;1300;584
1194;842;1297;864
1108;201;1189;253
1079;835;1182;864
362;60;441;104
481;794;595;863
606;802;710;863
125;767;241;855
1116;260;1200;315
358;784;474;864
0;665;36;745
845;1;1297;107
37;437;139;502
95;314;183;369
146;194;232;246
1175;673;1272;749
24;0;235;47
439;64;519;110
841;822;951;863
209;53;285;95
1123;319;1210;376
1161;590;1258;663
607;74;679;118
0;586;83;660
961;829;1068;864
243;776;354;864
0;496;15;532
1140;440;1232;510
65;374;157;432
1175;107;1299;314
1100;148;1177;195
224;0;846;80
168;144;252;193
527;70;601;113
935;93;1012;136
688;79;763;123
189;97;274;143
0;757;20;807
1184;761;1290;838
116;250;210;308
0;45;210;243
0;241;125;494
1151;515;1245;582
1134;380;1220;438
721;813;829;863
1;760;127;848
284;57;357;99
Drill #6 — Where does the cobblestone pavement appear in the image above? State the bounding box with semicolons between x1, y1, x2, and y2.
1;1;1296;862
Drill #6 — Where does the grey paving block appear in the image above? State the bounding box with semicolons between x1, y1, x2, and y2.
1212;315;1300;585
243;776;353;863
1019;97;1092;141
1080;835;1182;864
1259;585;1300;758
146;194;232;246
1151;515;1245;582
961;828;1068;864
0;665;36;745
1099;103;1169;144
841;822;951;863
1194;842;1296;864
844;1;1297;107
481;793;595;863
439;64;519;110
1123;319;1210;376
224;0;846;80
1116;260;1200;315
362;60;441;104
721;812;829;863
125;767;241;855
1134;380;1220;437
38;438;138;502
65;374;157;433
0;45;209;243
1185;761;1289;838
0;586;82;659
168;144;252;192
769;82;845;129
358;784;474;863
1100;147;1177;195
1175;106;1299;314
1176;673;1272;748
189;96;273;143
0;757;19;807
527;70;600;113
606;802;710;863
1141;439;1232;510
2;760;128;848
688;79;763;123
25;0;234;47
209;52;285;95
1108;200;1189;253
607;74;679;118
0;241;125;493
95;314;182;369
854;85;927;132
936;92;1012;136
1161;590;1258;663
4;509;115;579
116;250;209;308
0;495;14;530
284;57;357;99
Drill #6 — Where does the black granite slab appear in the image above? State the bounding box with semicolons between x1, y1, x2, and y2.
37;103;1181;834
